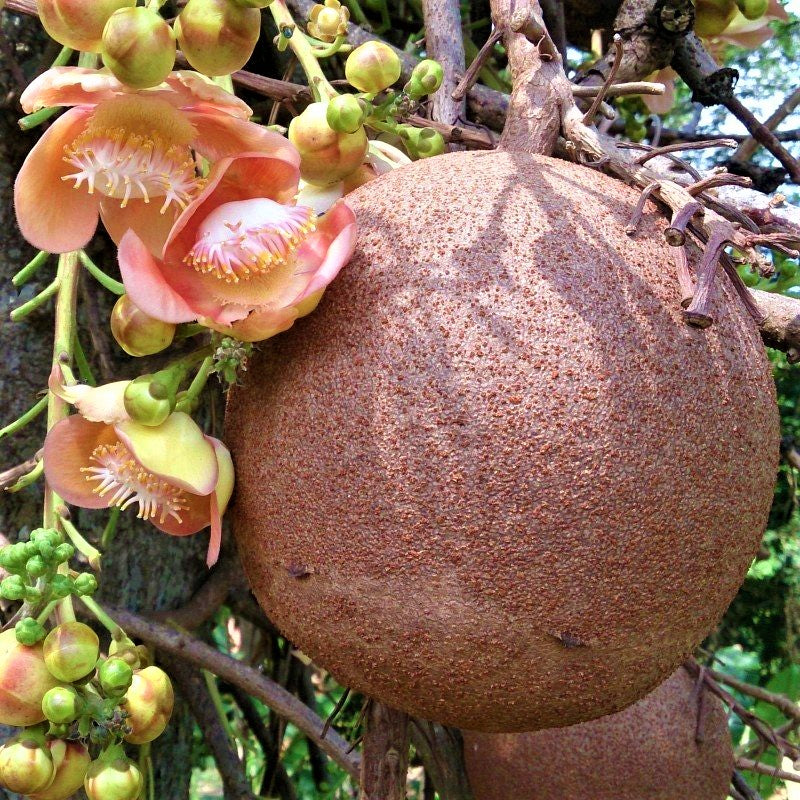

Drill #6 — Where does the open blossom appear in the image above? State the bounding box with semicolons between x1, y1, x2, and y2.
14;67;297;256
44;374;233;566
118;152;357;342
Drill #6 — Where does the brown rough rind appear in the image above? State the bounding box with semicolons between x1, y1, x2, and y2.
463;667;734;800
227;151;779;731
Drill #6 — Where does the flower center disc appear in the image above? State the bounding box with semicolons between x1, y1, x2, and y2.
62;96;202;212
82;441;188;524
184;199;317;284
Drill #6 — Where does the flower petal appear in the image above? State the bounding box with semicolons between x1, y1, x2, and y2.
20;67;125;113
164;71;253;118
14;107;100;253
293;200;357;302
100;198;181;257
296;180;344;215
118;231;200;323
186;111;300;165
43;416;119;509
115;412;218;495
203;306;299;342
49;367;130;424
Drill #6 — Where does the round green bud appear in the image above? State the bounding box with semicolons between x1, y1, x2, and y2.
123;375;175;427
54;542;75;563
736;0;768;18
36;538;56;562
0;575;26;601
110;295;175;358
51;574;74;599
42;686;83;724
26;555;48;578
85;757;143;800
31;528;61;547
15;618;47;646
74;573;99;596
101;7;176;89
326;94;369;134
99;658;134;697
405;59;444;99
399;125;446;159
345;41;402;93
43;622;100;682
24;540;40;557
0;545;26;573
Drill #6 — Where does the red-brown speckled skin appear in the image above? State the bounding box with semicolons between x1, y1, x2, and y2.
226;151;779;731
463;667;733;800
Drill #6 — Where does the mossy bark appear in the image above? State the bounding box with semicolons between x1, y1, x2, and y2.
0;11;208;798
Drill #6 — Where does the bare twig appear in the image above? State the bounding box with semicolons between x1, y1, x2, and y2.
451;28;504;104
0;450;42;491
733;85;800;164
105;606;362;780
583;35;622;125
736;758;800;784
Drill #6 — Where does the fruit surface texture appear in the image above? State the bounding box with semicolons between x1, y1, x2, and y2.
464;667;733;799
228;151;779;730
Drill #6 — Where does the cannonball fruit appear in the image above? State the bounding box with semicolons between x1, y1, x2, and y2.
464;667;733;800
227;151;779;731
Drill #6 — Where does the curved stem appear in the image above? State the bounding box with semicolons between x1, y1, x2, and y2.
0;395;47;440
45;252;81;625
269;1;338;101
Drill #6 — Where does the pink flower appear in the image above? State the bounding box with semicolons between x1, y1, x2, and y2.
44;371;233;566
118;153;357;342
14;67;298;256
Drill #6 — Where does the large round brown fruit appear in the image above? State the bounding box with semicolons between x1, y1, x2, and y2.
463;666;733;800
227;150;779;731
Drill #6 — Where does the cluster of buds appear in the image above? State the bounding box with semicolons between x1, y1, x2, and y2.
0;539;172;800
290;41;446;187
36;0;270;87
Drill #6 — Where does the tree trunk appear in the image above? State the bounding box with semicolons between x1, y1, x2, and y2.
0;10;208;798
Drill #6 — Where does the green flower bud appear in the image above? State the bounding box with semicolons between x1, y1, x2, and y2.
50;574;74;599
102;7;176;89
42;686;83;724
345;41;402;93
26;555;48;578
9;541;31;567
85;757;143;800
0;574;26;601
405;59;444;99
24;540;40;557
15;618;47;646
43;622;100;682
54;542;75;563
74;573;99;596
123;667;174;744
36;539;56;562
0;545;25;574
110;295;175;358
99;658;134;697
326;94;369;134
175;0;261;77
31;528;61;547
123;375;175;427
736;0;768;18
0;737;55;794
399;125;446;159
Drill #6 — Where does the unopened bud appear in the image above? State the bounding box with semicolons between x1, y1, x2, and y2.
43;622;100;683
405;59;444;99
736;0;768;18
37;0;135;52
99;658;134;698
101;7;176;89
289;102;368;186
345;41;401;93
399;125;446;159
0;737;54;795
15;618;47;646
175;0;261;76
42;686;83;724
123;375;175;428
326;94;369;134
111;295;176;358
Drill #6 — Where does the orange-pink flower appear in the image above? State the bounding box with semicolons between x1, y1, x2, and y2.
44;372;233;565
14;67;298;256
118;153;357;342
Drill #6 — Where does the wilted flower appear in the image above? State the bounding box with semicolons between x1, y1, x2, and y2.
118;152;357;342
43;375;233;565
14;67;297;256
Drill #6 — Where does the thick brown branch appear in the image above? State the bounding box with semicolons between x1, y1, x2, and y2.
421;0;466;125
750;289;800;358
409;721;474;800
164;655;258;800
105;606;362;780
360;702;409;800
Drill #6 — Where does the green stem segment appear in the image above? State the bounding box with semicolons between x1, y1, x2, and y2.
10;279;60;321
13;251;49;287
270;1;338;101
78;251;125;295
58;514;102;571
175;357;214;413
7;459;44;493
19;107;60;131
78;595;124;639
0;395;47;440
45;252;81;625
